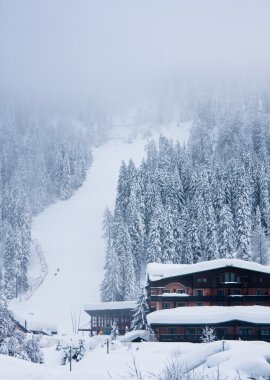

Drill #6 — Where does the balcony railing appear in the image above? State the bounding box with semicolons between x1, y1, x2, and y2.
159;334;270;342
151;295;270;303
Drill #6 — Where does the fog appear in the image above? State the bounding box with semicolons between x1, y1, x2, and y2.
0;0;269;109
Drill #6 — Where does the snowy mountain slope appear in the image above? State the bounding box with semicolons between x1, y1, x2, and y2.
12;123;190;333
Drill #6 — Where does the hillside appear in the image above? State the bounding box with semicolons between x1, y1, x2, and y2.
11;124;190;333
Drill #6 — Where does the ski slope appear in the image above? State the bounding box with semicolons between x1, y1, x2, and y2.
12;123;190;333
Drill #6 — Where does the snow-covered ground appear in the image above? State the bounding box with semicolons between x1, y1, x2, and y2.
11;122;190;333
1;339;270;380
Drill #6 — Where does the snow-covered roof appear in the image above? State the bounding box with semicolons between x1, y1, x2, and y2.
84;301;137;311
147;305;270;325
11;309;58;334
147;259;270;282
119;330;152;342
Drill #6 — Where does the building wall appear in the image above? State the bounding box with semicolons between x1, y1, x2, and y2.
153;324;270;342
148;267;270;311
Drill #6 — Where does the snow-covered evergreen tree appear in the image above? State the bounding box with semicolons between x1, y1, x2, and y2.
100;209;121;302
217;204;235;259
234;165;252;261
100;96;270;297
251;207;269;264
110;320;119;341
114;221;137;300
0;111;93;300
131;289;150;331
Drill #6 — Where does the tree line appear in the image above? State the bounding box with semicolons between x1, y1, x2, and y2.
0;108;92;299
101;94;270;302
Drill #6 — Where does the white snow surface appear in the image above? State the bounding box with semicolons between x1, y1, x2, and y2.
119;329;153;342
85;300;136;311
11;123;190;334
1;339;270;380
11;308;57;334
161;292;189;297
147;305;270;325
147;258;270;282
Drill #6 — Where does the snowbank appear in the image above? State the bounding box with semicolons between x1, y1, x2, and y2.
2;339;270;380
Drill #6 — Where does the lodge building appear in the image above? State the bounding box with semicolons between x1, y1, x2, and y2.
146;259;270;342
80;301;136;336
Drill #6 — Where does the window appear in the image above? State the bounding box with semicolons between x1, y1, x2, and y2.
163;303;170;309
214;276;221;283
177;289;186;294
231;289;241;295
216;328;228;337
150;289;157;295
196;302;204;306
261;328;270;336
255;289;265;295
197;277;207;283
252;277;263;284
176;302;186;307
222;272;240;283
162;289;170;294
186;328;195;335
168;328;177;335
92;316;97;328
186;328;202;335
195;289;203;296
217;290;225;297
239;328;252;336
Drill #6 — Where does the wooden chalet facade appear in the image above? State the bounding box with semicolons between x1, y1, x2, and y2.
146;259;270;342
147;305;270;342
81;301;136;336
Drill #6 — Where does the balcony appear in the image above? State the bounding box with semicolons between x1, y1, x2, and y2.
159;334;270;342
212;281;248;288
151;295;270;303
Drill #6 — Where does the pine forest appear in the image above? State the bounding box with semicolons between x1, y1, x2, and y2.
101;94;270;302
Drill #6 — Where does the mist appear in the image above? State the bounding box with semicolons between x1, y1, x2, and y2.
0;0;269;110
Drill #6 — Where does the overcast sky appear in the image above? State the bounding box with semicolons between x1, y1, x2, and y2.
0;0;269;106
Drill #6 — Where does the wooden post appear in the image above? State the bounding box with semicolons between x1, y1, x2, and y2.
69;346;72;372
107;338;109;354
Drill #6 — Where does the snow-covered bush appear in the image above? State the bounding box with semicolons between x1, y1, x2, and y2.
73;339;86;362
60;340;86;365
61;346;71;365
0;300;43;363
24;335;44;363
200;326;216;343
0;300;16;342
